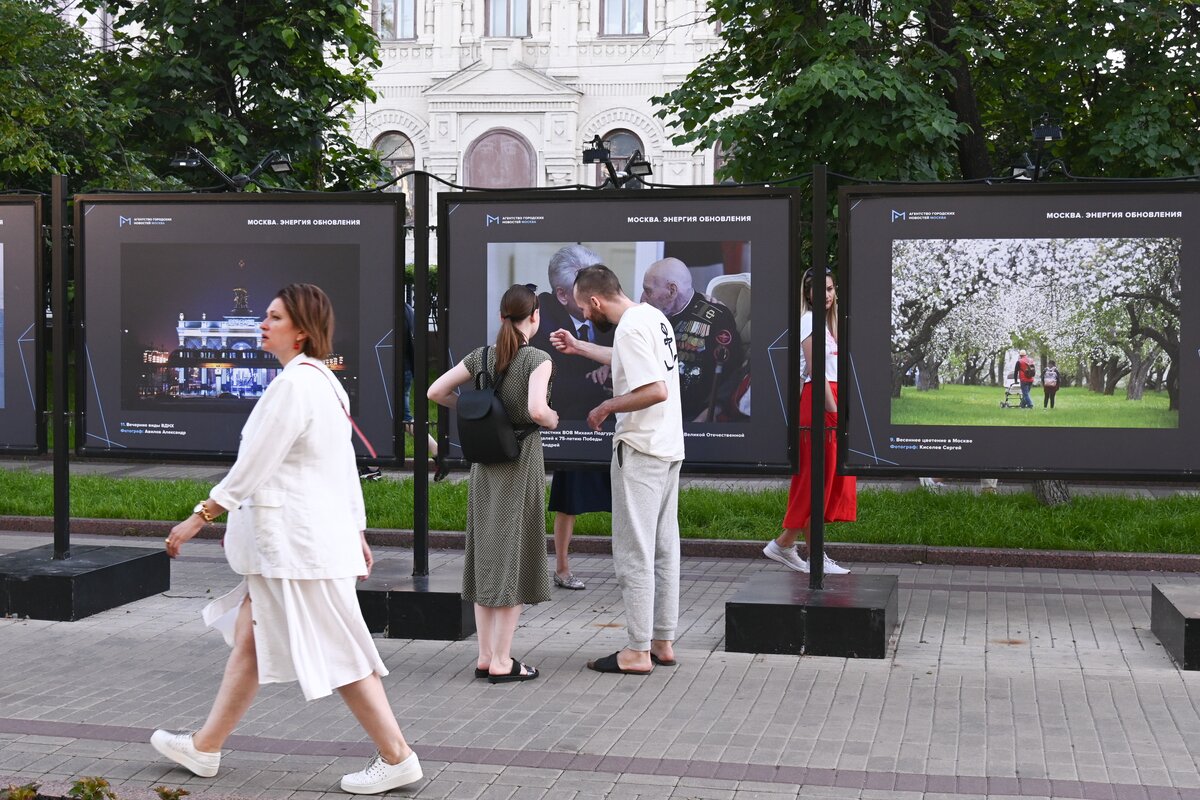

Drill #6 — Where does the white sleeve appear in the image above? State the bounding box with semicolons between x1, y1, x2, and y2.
210;379;309;510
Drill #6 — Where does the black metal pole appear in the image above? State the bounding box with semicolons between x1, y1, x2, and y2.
412;172;430;577
809;165;827;590
51;175;70;560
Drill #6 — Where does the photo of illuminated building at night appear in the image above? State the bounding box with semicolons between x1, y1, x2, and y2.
133;285;348;408
119;244;360;413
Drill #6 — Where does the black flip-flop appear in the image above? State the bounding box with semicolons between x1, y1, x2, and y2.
650;653;677;667
474;667;488;679
587;651;653;675
488;660;539;683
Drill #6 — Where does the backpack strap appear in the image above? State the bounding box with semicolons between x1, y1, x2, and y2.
299;361;378;459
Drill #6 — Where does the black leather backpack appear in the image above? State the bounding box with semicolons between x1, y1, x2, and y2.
456;346;537;464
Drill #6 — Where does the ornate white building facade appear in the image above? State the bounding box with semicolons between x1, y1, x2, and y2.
64;0;725;201
352;0;726;209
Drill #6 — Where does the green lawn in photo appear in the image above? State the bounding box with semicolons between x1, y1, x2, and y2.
891;384;1177;428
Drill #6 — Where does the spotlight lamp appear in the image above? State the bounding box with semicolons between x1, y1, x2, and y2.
1032;115;1064;144
626;150;653;178
263;151;294;175
582;135;611;165
1026;114;1064;183
169;152;201;169
166;146;293;191
1010;152;1036;181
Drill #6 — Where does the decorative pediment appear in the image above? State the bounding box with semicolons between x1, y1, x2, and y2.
425;60;581;109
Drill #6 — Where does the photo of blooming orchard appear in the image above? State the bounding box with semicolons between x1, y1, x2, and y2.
890;237;1181;428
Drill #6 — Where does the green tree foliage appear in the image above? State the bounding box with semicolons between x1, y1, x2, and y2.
656;1;1200;182
0;0;150;189
81;0;387;189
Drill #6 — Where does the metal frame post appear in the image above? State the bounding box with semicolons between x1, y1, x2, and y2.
51;175;70;560
412;172;431;577
809;165;828;589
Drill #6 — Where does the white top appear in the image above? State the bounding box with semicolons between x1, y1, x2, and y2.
210;354;368;580
611;303;685;461
799;311;839;384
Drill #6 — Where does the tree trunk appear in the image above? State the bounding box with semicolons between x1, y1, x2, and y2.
925;0;992;180
1166;364;1179;411
1103;355;1127;396
892;353;915;399
1033;479;1071;507
1124;344;1158;400
962;354;983;386
1088;359;1104;392
916;358;941;390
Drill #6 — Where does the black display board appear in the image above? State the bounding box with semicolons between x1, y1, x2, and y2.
438;188;799;473
840;182;1197;480
0;197;44;453
76;194;403;461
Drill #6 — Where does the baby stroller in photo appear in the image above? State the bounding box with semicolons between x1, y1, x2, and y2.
1000;382;1023;408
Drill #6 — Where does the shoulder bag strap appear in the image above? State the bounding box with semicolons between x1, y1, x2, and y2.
299;361;378;459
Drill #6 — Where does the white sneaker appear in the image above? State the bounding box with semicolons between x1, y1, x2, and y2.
822;554;850;575
150;730;220;778
762;540;809;573
341;751;423;794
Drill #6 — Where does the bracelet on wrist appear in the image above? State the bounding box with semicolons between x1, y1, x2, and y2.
193;501;216;523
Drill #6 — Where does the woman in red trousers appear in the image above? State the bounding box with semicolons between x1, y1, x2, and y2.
763;268;856;574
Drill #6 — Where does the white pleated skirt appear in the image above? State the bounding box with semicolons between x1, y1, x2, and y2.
202;575;388;701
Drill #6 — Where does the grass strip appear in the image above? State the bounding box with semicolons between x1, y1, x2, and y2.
2;469;1197;554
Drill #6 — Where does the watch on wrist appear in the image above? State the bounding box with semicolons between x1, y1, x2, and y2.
193;501;216;523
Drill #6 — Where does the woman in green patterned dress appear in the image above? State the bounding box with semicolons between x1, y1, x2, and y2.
428;284;558;683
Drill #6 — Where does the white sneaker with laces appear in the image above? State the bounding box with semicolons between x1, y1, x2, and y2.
150;730;220;778
762;540;809;573
822;554;850;575
340;751;423;794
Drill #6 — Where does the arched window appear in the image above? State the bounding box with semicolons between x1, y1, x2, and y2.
463;129;536;188
601;0;646;36
374;132;416;217
714;141;737;183
375;0;417;39
595;129;644;187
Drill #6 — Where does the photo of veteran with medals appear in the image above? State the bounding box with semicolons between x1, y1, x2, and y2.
640;257;746;422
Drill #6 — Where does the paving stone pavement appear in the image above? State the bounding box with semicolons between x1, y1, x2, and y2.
2;529;1199;800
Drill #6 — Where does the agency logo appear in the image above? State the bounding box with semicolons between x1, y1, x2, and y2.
118;214;174;227
891;210;906;223
484;213;544;227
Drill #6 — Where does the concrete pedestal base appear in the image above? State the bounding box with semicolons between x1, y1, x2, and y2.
726;571;898;658
1151;583;1200;670
0;544;169;621
357;561;475;640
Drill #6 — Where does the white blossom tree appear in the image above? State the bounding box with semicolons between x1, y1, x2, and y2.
892;236;1181;408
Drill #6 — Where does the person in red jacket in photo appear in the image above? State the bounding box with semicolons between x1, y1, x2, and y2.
1014;350;1036;409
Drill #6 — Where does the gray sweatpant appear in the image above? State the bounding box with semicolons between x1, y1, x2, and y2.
610;441;682;651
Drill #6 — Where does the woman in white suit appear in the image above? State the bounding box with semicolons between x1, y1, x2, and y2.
153;284;421;795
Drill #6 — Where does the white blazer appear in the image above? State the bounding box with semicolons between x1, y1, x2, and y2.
210;355;368;580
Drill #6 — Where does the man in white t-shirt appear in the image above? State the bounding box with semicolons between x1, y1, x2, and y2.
549;265;684;675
